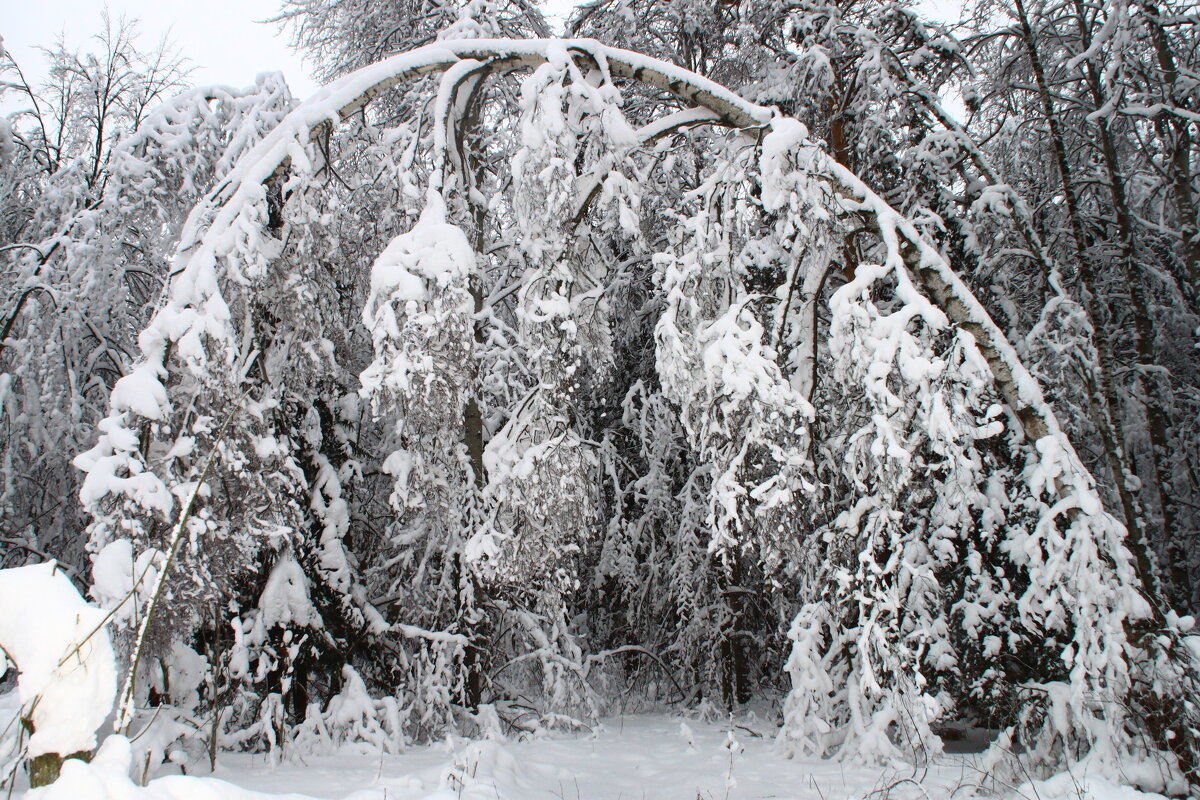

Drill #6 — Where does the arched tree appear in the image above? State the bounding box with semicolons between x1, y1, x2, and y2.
67;37;1200;789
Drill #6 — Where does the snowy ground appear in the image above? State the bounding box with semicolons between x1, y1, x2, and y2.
14;712;1167;800
161;714;991;800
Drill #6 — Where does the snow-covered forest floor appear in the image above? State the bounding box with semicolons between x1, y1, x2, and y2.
11;713;1165;800
221;713;967;800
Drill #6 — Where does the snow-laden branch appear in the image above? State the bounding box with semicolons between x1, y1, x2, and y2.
149;37;1091;523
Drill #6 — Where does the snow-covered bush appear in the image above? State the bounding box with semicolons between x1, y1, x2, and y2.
0;563;116;784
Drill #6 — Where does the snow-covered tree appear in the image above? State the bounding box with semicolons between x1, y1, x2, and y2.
55;35;1198;791
3;0;1199;790
0;19;192;576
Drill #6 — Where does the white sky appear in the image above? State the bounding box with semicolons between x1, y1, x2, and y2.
4;0;320;100
917;0;968;23
4;0;964;105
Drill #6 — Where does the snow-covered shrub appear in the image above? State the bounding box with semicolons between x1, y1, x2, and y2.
0;563;116;784
291;666;408;755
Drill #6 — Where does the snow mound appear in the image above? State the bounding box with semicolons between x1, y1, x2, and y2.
1013;772;1171;800
24;736;315;800
0;563;116;758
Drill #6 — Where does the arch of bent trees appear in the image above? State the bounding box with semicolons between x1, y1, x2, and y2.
8;36;1187;792
48;32;1194;788
177;37;1133;577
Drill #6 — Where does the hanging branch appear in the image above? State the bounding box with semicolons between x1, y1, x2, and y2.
113;397;243;735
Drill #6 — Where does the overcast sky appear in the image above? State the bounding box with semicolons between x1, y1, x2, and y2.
4;0;320;99
5;0;966;104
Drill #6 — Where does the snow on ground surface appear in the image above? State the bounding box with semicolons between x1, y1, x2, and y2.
216;713;973;800
13;713;1168;800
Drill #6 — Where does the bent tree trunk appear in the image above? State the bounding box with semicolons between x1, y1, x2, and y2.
77;36;1193;782
200;35;1117;572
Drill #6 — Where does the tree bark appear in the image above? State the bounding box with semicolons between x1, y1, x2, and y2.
1011;0;1158;592
1068;0;1186;605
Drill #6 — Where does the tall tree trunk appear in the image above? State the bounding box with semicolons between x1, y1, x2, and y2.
1069;0;1187;605
717;553;750;708
1139;1;1200;298
458;78;492;711
1011;0;1159;593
